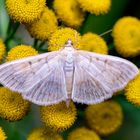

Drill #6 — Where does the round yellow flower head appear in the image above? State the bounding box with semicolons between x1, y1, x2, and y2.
6;0;46;23
76;0;111;15
27;128;63;140
53;0;85;28
48;27;81;51
26;7;58;41
0;87;30;121
7;45;38;61
68;127;100;140
0;39;6;62
0;127;7;140
125;71;140;106
80;32;108;54
85;100;123;136
40;101;77;132
112;16;140;57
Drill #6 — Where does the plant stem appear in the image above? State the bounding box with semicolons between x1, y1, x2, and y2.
33;39;39;49
33;40;46;51
5;22;20;49
100;29;112;37
6;19;13;36
38;41;45;48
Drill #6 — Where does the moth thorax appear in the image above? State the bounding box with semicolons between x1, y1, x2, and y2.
67;54;73;62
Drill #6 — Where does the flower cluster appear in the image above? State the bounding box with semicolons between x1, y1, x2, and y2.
6;0;46;23
53;0;85;28
27;128;63;140
68;127;100;140
40;101;77;132
79;32;108;54
26;7;58;41
48;27;108;55
85;100;123;136
112;16;140;57
5;0;113;42
0;87;30;121
0;39;5;62
76;0;111;15
0;127;7;140
48;27;81;51
6;45;38;61
125;71;140;106
0;0;140;139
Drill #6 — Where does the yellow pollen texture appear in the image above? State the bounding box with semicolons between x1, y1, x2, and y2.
40;101;77;132
113;16;140;57
53;0;85;28
6;0;46;23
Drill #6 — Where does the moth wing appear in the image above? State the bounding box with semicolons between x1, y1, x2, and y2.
23;59;67;106
0;51;60;93
72;50;139;104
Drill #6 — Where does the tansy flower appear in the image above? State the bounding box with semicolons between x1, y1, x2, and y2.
0;87;30;121
6;0;46;23
48;28;81;51
53;0;85;28
26;7;58;41
0;127;7;140
125;71;140;106
68;127;100;140
76;0;111;15
0;39;6;62
40;101;77;132
85;100;123;136
79;32;108;54
6;45;38;61
27;128;63;140
112;16;140;57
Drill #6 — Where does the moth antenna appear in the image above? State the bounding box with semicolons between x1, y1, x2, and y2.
99;29;112;37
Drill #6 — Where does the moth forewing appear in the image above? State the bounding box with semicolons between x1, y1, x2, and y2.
22;59;68;106
0;51;60;93
71;50;139;104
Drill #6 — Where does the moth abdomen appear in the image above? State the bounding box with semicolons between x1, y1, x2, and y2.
63;55;74;100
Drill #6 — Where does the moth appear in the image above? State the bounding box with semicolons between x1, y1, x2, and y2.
0;39;139;106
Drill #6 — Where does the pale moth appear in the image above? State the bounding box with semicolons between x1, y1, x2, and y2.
0;39;139;106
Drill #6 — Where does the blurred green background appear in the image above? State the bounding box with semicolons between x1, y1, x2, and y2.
0;0;140;140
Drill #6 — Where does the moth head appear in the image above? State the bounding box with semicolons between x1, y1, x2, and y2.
65;39;73;48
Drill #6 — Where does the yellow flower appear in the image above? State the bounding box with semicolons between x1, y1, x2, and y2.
0;87;30;121
0;39;6;62
85;100;123;136
53;0;85;28
76;0;111;15
27;128;63;140
0;127;7;140
7;45;38;61
68;127;100;140
79;32;108;54
40;101;77;132
112;16;140;57
48;27;81;51
6;0;46;23
125;71;140;106
26;7;58;41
